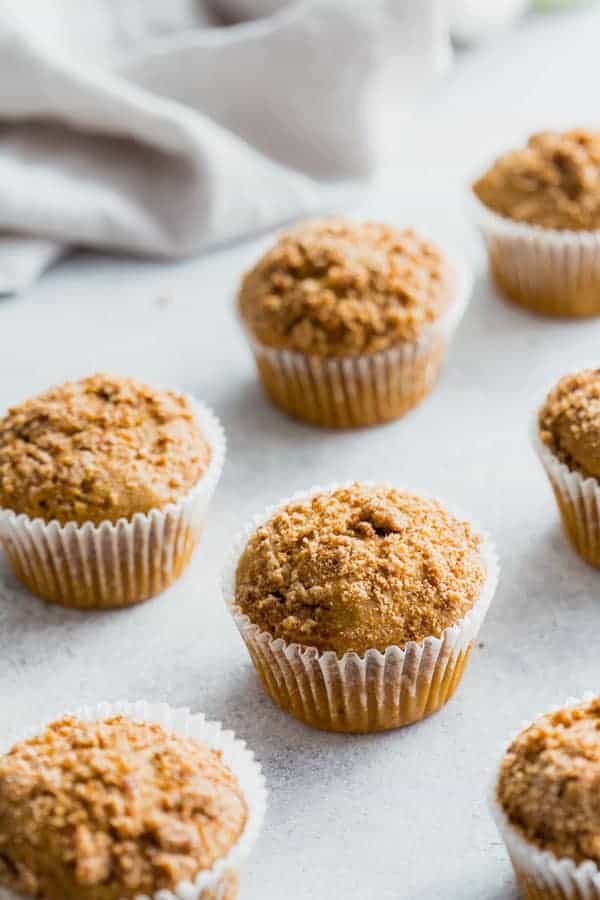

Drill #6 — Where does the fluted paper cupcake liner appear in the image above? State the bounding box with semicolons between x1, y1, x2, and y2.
531;415;600;568
0;399;226;609
471;192;600;317
222;482;500;733
491;694;600;900
0;700;267;900
242;253;472;428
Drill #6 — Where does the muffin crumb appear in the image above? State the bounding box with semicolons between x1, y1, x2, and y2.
235;483;485;655
238;218;454;356
474;130;600;230
498;697;600;865
0;716;247;900
0;374;211;525
539;368;600;479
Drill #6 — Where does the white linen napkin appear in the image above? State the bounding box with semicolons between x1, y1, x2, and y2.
0;0;447;293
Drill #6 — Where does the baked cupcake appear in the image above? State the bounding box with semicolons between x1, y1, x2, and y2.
492;696;600;899
237;218;471;428
472;129;600;317
0;374;225;609
223;482;499;733
534;368;600;567
0;701;266;900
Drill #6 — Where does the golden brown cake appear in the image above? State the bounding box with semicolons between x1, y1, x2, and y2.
474;130;600;231
472;131;600;317
0;375;223;609
237;218;464;427
536;369;600;568
238;218;453;355
497;698;600;869
229;483;494;733
539;369;600;480
0;716;247;900
0;374;211;526
236;483;485;656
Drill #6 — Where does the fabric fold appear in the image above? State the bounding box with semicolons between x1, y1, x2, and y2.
0;0;446;292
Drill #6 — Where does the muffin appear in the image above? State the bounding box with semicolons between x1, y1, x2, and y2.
0;701;266;900
237;218;471;428
0;374;225;608
472;129;600;317
535;368;600;567
223;482;499;733
492;696;600;899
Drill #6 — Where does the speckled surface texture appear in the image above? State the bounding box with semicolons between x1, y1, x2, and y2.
2;8;600;898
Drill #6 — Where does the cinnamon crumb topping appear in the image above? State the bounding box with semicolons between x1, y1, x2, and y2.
235;483;485;656
238;218;454;356
0;716;247;900
474;130;600;230
539;368;600;479
0;374;211;525
498;697;600;865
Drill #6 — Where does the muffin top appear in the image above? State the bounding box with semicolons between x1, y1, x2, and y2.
0;715;247;900
497;697;600;866
473;130;600;231
539;369;600;479
0;374;211;525
234;483;486;656
237;218;454;356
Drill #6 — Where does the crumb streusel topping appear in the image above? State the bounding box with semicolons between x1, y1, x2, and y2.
498;697;600;865
0;716;247;900
0;374;211;525
235;484;485;656
539;368;600;479
238;218;454;356
473;130;600;231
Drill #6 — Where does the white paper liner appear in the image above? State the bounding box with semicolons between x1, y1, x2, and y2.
470;191;600;317
0;700;267;900
490;693;600;899
0;399;226;608
241;251;473;428
531;411;600;567
222;482;500;733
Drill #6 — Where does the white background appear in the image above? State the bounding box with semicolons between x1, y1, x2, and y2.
2;6;600;898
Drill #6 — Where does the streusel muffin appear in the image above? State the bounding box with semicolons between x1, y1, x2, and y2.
535;368;600;567
224;482;499;732
473;130;600;316
238;218;470;428
493;696;600;899
0;702;266;900
0;374;225;608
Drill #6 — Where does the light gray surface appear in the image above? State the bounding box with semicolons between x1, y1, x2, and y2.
2;7;600;899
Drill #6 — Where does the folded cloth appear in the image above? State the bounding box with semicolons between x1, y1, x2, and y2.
0;0;447;293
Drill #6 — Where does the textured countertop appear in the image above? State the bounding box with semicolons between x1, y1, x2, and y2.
2;7;600;898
